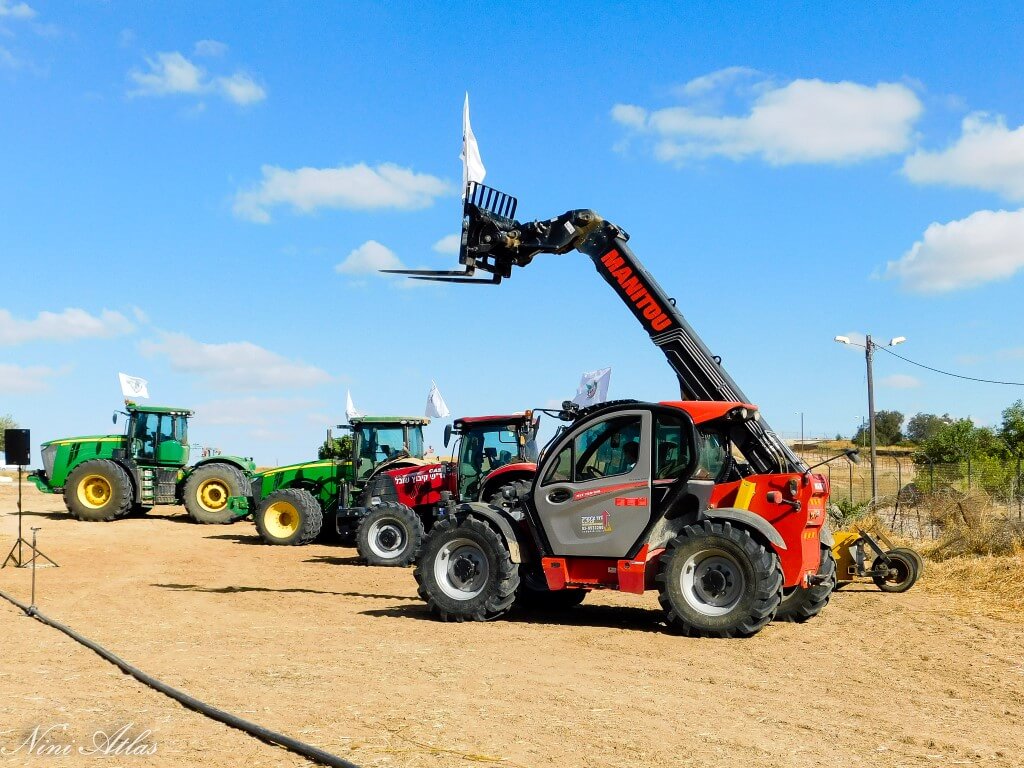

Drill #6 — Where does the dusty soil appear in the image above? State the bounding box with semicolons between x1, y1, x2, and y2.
1;477;1023;768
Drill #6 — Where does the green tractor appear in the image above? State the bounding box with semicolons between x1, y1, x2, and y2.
29;402;255;523
251;415;430;547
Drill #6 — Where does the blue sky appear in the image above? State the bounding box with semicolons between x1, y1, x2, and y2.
3;1;1024;465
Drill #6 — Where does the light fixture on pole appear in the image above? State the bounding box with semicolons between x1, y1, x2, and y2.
833;334;906;504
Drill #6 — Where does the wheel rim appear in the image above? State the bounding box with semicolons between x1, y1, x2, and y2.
366;517;407;559
434;537;490;600
264;501;300;538
197;478;230;512
883;557;912;586
679;547;746;616
77;474;112;509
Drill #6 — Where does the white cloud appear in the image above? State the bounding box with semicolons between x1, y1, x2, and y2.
233;162;451;223
886;208;1024;293
139;332;331;391
0;363;61;393
0;308;135;345
613;76;922;166
129;51;205;96
0;46;21;70
903;113;1024;200
0;0;35;19
215;72;265;105
880;373;921;389
432;233;461;255
335;240;404;274
128;48;266;106
193;39;228;57
677;66;764;97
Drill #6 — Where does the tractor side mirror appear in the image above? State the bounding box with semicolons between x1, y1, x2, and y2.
846;450;861;465
112;412;118;424
443;424;452;448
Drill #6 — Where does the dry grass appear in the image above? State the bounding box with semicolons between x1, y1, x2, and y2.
923;552;1024;613
917;490;1024;560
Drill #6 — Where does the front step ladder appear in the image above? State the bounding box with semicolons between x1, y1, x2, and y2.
140;467;156;505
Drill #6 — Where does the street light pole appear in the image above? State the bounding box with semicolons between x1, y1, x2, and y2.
834;333;906;507
865;334;878;503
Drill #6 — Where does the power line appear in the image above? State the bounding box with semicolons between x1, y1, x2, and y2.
877;344;1024;386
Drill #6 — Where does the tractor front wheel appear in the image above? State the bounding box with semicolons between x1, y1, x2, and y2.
254;488;323;545
64;460;133;521
413;517;519;622
774;544;836;623
657;520;782;638
183;464;250;524
356;502;424;567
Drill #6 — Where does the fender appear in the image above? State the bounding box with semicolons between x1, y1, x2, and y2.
456;501;526;563
478;463;537;501
701;507;787;551
191;455;256;473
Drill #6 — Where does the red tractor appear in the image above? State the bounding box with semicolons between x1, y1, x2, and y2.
343;412;540;566
386;182;846;637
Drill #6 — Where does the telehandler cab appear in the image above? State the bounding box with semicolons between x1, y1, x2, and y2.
388;182;838;637
29;402;255;523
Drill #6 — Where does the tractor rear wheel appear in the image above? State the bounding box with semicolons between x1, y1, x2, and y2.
356;502;424;567
64;460;133;522
872;550;919;593
254;488;323;545
183;464;250;524
657;520;782;638
414;517;520;622
774;544;836;623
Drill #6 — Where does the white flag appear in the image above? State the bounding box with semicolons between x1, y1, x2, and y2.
118;372;149;399
425;381;450;419
345;390;363;422
572;367;611;407
460;92;486;195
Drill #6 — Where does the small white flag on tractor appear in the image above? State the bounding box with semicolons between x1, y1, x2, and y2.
345;390;363;422
572;367;611;407
460;92;486;195
118;372;149;400
425;381;450;419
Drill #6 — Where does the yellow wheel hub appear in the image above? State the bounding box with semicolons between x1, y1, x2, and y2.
77;474;112;509
264;501;300;539
197;478;230;512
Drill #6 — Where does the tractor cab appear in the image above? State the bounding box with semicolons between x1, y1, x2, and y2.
446;413;539;499
116;403;192;467
348;416;429;481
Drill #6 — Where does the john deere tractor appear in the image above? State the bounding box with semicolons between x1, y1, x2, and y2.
29;402;255;523
251;415;431;546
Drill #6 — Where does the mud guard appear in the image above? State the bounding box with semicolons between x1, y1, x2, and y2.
701;507;787;550
455;501;526;563
191;455;256;473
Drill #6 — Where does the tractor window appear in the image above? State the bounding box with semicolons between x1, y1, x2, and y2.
405;427;424;458
543;445;572;484
695;431;727;481
174;415;188;444
655;415;695;480
359;426;407;465
574;416;643;481
459;424;520;486
159;415;175;442
133;412;159;459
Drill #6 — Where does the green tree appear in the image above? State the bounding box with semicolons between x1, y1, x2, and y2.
318;433;353;460
0;414;16;451
917;418;1000;463
999;400;1024;456
852;410;904;446
906;412;951;443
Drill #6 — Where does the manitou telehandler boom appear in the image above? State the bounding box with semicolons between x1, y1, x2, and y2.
389;182;842;637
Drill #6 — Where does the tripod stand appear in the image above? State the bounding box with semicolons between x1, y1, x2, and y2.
3;466;58;569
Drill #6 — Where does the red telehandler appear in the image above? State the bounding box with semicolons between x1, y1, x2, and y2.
385;182;848;637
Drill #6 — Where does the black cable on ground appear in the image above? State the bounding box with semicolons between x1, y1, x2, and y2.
0;588;359;768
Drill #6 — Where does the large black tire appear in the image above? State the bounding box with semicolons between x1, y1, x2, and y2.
356;502;425;567
516;566;587;610
413;516;520;622
775;545;836;623
182;464;250;524
872;550;919;593
657;520;783;638
254;488;323;545
63;460;133;522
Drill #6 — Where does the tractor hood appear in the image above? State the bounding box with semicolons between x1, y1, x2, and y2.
40;434;126;448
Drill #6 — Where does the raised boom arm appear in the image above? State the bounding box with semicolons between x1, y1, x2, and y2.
386;183;804;474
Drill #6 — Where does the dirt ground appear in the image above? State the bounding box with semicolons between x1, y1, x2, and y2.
1;478;1022;768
